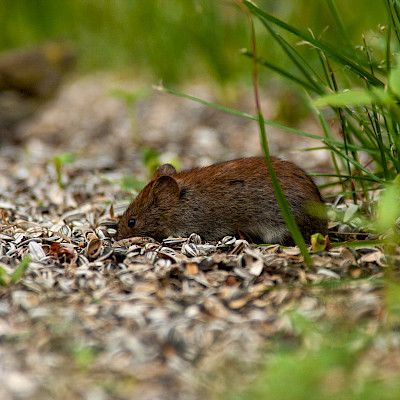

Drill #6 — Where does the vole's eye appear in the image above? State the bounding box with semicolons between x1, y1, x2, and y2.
127;218;136;228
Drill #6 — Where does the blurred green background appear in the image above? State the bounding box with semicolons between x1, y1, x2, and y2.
0;0;387;85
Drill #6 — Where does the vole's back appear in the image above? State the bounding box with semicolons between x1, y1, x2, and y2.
171;157;326;244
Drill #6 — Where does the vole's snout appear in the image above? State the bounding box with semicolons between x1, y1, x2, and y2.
115;219;125;241
115;211;135;241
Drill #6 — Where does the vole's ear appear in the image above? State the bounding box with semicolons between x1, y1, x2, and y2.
153;163;177;179
152;175;180;201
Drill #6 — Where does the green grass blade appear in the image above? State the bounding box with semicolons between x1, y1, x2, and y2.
257;18;326;94
367;106;390;180
386;16;392;74
386;0;400;44
0;266;11;286
257;112;312;264
308;173;382;182
326;0;351;45
241;49;321;93
159;85;382;159
11;255;31;284
234;5;311;264
330;239;387;248
156;84;324;139
308;93;385;190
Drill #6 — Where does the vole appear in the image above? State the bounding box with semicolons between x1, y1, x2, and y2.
116;157;327;244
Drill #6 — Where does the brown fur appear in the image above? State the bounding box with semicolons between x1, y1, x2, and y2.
116;157;327;244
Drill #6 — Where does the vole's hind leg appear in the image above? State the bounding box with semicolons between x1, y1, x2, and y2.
236;229;254;243
258;225;292;245
236;228;275;244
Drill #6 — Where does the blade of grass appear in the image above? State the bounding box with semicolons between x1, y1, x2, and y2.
323;141;383;183
238;0;312;265
303;145;380;156
11;255;31;284
384;110;400;171
386;17;392;73
320;185;381;194
312;29;336;92
0;266;11;286
160;82;384;183
304;56;346;193
156;84;326;139
308;93;384;189
256;17;326;94
326;0;351;45
241;49;321;93
362;34;390;181
386;0;400;44
324;58;359;202
308;173;382;182
320;51;381;155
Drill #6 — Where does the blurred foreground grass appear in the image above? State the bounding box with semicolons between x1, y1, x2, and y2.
226;280;400;400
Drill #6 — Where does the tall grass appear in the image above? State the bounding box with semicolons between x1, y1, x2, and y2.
226;308;400;400
244;0;400;203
